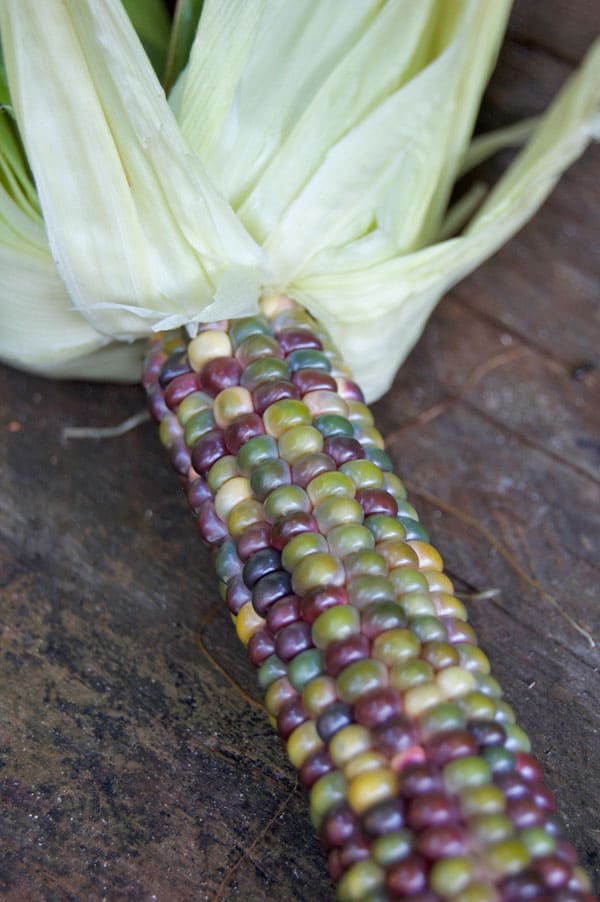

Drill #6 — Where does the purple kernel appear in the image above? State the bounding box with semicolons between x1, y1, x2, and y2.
252;379;300;414
321;804;359;848
197;500;228;545
266;596;301;634
270;512;319;550
158;350;191;387
277;697;307;740
373;715;418;758
236;522;272;561
242;548;282;588
147;385;169;421
324;634;370;678
186;476;212;511
339;838;371;872
224;413;265;455
494;772;532;800
275;621;313;662
425;729;479;766
248;628;276;667
226;576;251;614
316;702;353;742
385;853;428;896
278;329;323;354
407;791;457;829
355;488;398;517
515;752;544;784
291;452;336;488
252;570;293;616
506;798;546;829
400;763;444;798
191;429;227;475
301;587;348;625
300;748;335;789
469;719;506;747
499;872;546;901
353;688;403;729
533;784;557;811
200;356;242;394
362;798;405;837
292;369;338;394
172;443;192;476
416;823;468;860
335;378;365;403
323;435;365;464
441;617;477;644
533;856;572;889
164;372;200;410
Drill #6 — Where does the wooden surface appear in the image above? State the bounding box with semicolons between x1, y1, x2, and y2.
1;3;599;899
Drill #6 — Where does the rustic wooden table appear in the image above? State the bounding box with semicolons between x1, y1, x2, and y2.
1;2;599;899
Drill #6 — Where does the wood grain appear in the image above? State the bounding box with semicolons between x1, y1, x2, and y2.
1;4;599;899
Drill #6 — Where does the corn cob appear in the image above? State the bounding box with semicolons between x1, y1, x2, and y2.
143;296;595;902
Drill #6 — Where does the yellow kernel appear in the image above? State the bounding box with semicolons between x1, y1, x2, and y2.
360;425;385;449
214;476;252;522
303;390;349;418
404;682;444;717
329;724;371;767
436;665;477;699
433;592;468;620
344;751;388;781
302;676;338;717
213;386;253;428
235;602;265;645
227;498;264;538
188;330;232;371
422;570;454;593
260;293;294;317
347;767;398;815
264;677;295;716
287;720;323;768
408;541;444;571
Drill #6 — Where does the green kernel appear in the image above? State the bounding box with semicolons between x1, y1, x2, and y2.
327;524;375;559
337;860;384;902
494;700;516;724
329;724;372;766
207;455;239;493
278;425;324;462
281;532;328;572
399;591;436;618
346;400;374;424
288;348;332;372
291;552;345;595
249;458;291;500
398;517;430;542
381;472;407;500
337;659;387;703
288;648;324;692
503;723;531;753
227;498;264;538
313;413;354;438
228;314;271;349
271;307;314;332
236;332;280;363
183;408;216;446
371;829;413;867
476;673;503;699
365;514;406;542
237;434;278;475
306;471;355;505
257;655;288;691
312;605;360;649
395;499;419;519
430;856;474;896
159;415;180;449
361;601;405;636
482;746;515;775
519;826;556;858
390;658;434;691
313;496;364;534
263;484;310;522
372;629;420;666
263;399;311;438
214;539;240;582
484;837;530;876
409;615;449;643
456;643;491;675
344;550;387;579
240;356;289;391
389;566;429;594
459;691;498;722
348;575;395;610
469;814;514;846
302;675;337;717
177;390;213;426
340;459;384;490
452;882;498;902
363;446;393;471
309;770;347;828
421;702;466;738
444;756;491;791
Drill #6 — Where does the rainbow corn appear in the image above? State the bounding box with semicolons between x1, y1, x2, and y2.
143;296;595;902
